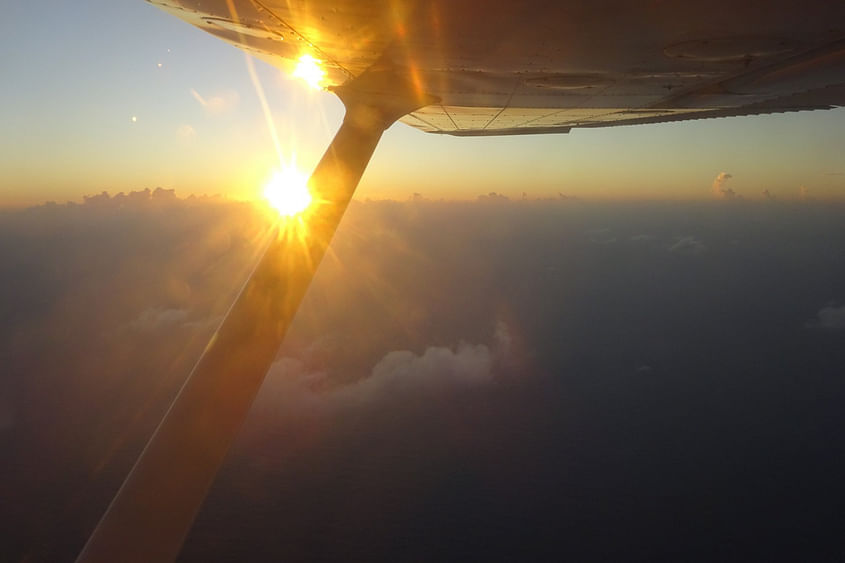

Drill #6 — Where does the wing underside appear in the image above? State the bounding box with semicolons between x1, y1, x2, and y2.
403;84;845;136
147;0;845;136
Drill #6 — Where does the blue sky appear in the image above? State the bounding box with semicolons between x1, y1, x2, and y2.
2;0;844;205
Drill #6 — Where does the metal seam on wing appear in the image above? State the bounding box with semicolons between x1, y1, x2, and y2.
248;0;355;80
482;79;521;130
402;112;443;132
440;105;459;130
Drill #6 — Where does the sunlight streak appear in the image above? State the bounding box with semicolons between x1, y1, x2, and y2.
243;54;284;166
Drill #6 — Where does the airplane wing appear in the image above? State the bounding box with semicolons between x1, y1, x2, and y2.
148;0;845;135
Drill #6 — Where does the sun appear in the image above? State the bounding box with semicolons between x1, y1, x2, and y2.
292;54;326;90
263;167;312;217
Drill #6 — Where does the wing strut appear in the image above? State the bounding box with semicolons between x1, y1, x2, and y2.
76;66;435;563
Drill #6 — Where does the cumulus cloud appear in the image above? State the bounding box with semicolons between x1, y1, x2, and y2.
190;88;240;114
762;189;775;201
669;236;707;255
712;172;737;199
176;123;196;138
256;323;517;417
807;304;845;330
355;343;494;398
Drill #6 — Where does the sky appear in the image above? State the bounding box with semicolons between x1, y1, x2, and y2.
2;0;845;206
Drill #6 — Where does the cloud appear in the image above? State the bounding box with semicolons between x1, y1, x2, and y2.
712;172;737;199
176;124;196;138
190;88;240;114
807;304;845;330
630;234;656;243
81;187;186;209
669;236;706;255
587;228;616;245
355;342;494;399
256;323;517;418
477;192;510;203
799;185;809;201
762;189;775;200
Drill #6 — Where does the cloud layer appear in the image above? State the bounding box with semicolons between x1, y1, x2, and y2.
3;196;845;562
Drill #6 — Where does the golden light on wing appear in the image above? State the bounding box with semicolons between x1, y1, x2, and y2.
292;54;326;90
263;165;312;217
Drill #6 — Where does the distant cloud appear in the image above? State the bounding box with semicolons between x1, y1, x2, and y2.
82;187;181;208
587;228;616;245
799;185;810;201
712;172;737;199
762;189;775;200
807;304;845;330
630;234;656;243
129;307;189;331
176;124;196;138
669;236;706;255
477;192;510;203
190;88;239;114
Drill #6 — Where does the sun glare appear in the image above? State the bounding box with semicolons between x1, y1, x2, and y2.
264;167;312;217
292;54;326;90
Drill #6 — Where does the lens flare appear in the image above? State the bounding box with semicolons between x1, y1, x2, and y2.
293;54;326;90
263;166;312;217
